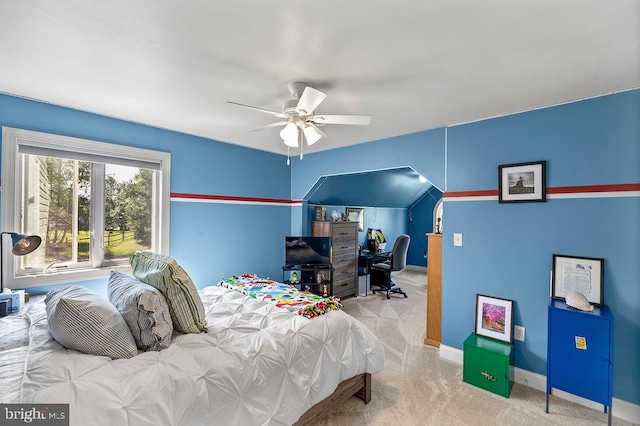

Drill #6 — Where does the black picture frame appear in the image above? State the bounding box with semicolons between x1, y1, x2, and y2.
498;160;546;203
551;254;605;306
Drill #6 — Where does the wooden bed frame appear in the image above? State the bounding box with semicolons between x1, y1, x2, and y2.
294;373;371;425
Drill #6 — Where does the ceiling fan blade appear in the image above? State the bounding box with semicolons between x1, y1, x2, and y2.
249;121;289;132
313;114;372;126
227;101;287;118
295;86;327;115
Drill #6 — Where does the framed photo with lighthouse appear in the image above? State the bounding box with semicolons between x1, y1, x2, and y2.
498;161;546;203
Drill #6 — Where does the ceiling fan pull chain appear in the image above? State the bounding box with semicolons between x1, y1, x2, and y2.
299;128;304;159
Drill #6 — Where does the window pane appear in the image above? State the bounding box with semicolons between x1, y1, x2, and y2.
104;164;153;261
22;156;91;269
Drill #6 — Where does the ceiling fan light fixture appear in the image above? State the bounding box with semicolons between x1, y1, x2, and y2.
280;122;299;147
303;125;322;146
229;83;371;153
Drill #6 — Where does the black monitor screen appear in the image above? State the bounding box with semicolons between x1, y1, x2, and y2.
285;236;331;267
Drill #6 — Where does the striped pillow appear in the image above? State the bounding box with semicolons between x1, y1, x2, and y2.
45;285;138;359
108;271;173;351
130;251;207;334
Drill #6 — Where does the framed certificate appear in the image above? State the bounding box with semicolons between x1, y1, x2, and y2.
552;254;604;306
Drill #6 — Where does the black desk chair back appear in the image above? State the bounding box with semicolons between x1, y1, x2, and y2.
371;234;410;299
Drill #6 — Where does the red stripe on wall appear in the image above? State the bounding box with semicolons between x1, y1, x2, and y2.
444;183;640;198
444;189;498;198
171;192;301;204
547;183;640;194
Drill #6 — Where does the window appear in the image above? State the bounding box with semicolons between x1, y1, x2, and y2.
1;127;171;288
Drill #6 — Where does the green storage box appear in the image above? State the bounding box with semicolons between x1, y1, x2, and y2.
463;333;514;398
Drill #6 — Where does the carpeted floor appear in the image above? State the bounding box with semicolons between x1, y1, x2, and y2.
315;269;635;426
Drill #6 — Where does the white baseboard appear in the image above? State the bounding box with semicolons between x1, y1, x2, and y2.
439;343;463;364
438;344;640;424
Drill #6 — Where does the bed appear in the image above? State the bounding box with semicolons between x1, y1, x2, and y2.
2;279;384;425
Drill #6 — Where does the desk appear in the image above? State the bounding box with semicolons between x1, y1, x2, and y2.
358;251;391;296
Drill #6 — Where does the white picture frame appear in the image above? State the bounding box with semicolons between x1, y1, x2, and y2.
346;207;364;231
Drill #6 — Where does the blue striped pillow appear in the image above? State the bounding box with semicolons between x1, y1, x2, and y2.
45;285;138;359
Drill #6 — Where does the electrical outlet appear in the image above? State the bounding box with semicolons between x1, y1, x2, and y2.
514;325;525;342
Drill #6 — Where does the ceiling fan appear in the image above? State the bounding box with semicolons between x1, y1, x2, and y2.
228;82;371;158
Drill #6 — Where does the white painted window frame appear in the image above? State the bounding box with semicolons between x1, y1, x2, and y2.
1;127;171;289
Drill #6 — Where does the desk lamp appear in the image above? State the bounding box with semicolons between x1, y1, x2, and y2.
1;232;42;293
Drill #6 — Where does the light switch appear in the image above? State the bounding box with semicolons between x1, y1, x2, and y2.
453;233;463;246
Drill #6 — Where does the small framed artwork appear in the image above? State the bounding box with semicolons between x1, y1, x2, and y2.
313;206;327;221
346;207;364;231
552;254;604;306
475;294;514;343
498;160;546;203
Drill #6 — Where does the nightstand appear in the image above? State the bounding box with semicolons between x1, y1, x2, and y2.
10;294;45;316
463;333;514;398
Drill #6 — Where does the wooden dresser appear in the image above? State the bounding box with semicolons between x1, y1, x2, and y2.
424;233;442;347
313;221;358;299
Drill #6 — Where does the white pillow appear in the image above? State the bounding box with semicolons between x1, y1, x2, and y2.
45;285;138;359
108;271;173;351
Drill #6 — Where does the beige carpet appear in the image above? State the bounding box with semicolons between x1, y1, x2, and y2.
315;269;635;426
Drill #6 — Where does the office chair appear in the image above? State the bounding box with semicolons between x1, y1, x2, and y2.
371;234;410;299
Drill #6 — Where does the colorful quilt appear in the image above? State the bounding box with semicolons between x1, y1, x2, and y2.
218;274;342;319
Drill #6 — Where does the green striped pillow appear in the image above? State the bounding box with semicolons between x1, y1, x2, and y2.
130;251;207;334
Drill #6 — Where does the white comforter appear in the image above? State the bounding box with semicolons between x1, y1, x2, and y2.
20;285;385;426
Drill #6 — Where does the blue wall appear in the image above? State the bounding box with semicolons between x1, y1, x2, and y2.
408;187;442;266
2;89;638;406
294;90;639;406
290;128;446;200
0;94;292;294
291;128;446;267
443;89;640;405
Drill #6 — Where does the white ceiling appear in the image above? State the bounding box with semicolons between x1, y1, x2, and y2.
1;1;638;156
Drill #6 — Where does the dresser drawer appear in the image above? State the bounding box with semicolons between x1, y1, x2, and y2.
332;240;355;256
331;224;357;243
333;280;355;298
333;266;355;283
332;253;356;270
333;266;355;297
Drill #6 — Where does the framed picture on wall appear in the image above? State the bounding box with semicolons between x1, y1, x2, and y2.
498;160;546;203
475;294;514;343
346;207;364;231
551;254;604;306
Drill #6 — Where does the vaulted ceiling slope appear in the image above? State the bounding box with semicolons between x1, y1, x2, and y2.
306;168;434;208
0;1;638;156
